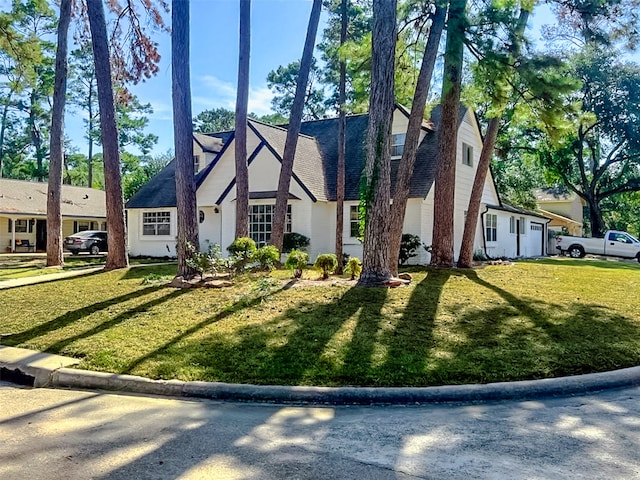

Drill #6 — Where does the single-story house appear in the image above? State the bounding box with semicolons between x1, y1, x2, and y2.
0;178;107;252
534;187;585;236
125;105;550;263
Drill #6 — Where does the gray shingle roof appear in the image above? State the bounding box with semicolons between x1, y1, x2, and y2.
0;178;106;218
126;105;476;209
248;120;328;201
126;160;179;209
534;187;578;202
488;203;551;220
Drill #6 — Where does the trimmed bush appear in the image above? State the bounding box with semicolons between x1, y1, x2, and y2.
227;237;257;273
314;253;338;280
254;245;280;271
282;232;310;253
399;233;422;265
285;249;308;278
344;257;362;280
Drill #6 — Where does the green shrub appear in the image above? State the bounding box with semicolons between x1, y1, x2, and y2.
399;233;422;265
314;253;338;279
254;245;280;271
227;237;257;273
285;249;308;278
185;242;225;279
282;232;310;253
344;257;362;280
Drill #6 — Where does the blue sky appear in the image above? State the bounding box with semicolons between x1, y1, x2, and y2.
2;0;636;158
73;0;326;157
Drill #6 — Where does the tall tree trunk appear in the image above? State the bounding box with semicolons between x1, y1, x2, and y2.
0;101;10;178
457;118;499;267
334;0;348;274
357;0;397;287
87;0;129;270
234;0;250;239
388;3;446;275
88;88;94;187
172;0;199;278
430;0;467;268
588;198;606;237
457;7;530;268
270;0;322;252
29;89;44;182
46;0;71;268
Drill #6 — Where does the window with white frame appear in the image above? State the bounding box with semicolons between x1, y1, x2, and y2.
8;219;29;233
349;205;360;238
193;155;201;173
391;133;406;157
462;143;473;166
143;211;171;236
249;204;291;247
486;214;497;242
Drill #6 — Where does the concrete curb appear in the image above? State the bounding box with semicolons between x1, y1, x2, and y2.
48;365;640;405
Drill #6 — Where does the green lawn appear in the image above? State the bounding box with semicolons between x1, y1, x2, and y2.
1;258;639;387
0;256;173;281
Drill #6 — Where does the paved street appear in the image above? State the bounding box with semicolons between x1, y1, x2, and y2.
1;382;639;479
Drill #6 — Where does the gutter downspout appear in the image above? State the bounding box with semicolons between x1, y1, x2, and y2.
480;205;490;259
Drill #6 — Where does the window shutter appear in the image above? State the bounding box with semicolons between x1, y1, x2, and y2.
8;219;11;233
73;221;78;233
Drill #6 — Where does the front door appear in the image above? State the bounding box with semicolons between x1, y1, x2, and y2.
36;220;47;251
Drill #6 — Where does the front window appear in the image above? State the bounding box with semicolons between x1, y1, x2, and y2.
249;204;291;247
391;133;406;157
143;211;171;236
8;219;28;233
486;214;497;242
75;221;90;233
350;205;360;238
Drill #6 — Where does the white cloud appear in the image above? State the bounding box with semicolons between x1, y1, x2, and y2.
194;75;274;116
148;101;173;121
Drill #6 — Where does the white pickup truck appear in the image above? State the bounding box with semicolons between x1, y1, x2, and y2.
556;230;640;261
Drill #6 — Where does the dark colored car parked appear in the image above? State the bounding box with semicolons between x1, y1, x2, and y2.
64;230;108;255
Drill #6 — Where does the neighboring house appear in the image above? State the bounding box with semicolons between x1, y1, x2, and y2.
126;105;550;262
0;178;107;252
534;187;585;236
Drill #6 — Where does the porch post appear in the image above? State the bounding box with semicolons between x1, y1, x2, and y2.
9;216;16;252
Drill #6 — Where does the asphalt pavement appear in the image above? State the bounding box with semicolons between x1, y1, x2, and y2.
2;381;639;479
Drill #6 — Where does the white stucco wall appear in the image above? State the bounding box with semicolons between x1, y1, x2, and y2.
126;107;547;263
127;208;178;257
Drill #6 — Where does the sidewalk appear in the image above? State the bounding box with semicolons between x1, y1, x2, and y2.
0;261;175;290
2;345;640;405
0;266;104;289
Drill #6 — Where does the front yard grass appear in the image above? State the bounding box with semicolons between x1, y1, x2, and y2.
1;258;639;387
0;256;173;281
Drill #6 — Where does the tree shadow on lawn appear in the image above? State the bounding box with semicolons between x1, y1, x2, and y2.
43;288;191;356
124;284;389;385
442;270;640;383
1;285;165;347
122;268;640;387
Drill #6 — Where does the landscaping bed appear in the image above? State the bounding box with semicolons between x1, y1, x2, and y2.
0;258;639;387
